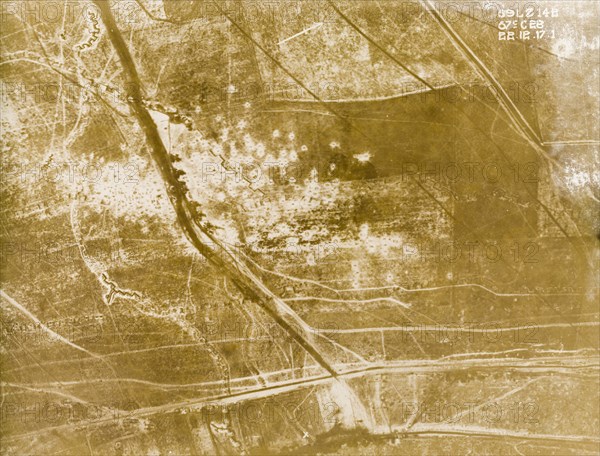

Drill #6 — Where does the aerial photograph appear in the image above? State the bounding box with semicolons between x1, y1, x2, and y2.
1;0;598;454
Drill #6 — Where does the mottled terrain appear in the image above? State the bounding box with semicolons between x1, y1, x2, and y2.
1;1;599;455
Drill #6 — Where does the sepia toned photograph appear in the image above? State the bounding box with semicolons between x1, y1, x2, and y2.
1;1;599;454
